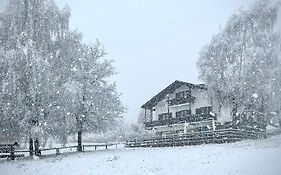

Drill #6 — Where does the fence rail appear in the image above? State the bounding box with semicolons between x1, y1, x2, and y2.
125;129;267;148
11;143;120;158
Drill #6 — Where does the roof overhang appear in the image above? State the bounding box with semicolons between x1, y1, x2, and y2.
141;80;207;109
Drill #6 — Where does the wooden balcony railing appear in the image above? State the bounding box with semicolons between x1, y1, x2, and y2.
168;96;195;106
144;113;216;128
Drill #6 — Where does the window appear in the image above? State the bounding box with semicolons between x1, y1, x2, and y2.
176;110;191;118
176;90;191;99
158;113;172;120
170;90;194;106
195;106;212;115
158;114;164;120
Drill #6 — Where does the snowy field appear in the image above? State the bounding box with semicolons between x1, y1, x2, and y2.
1;135;281;175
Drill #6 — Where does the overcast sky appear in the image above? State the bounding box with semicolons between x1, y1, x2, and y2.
0;0;257;124
53;0;258;124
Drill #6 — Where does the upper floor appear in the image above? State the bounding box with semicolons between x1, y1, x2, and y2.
141;80;216;128
141;80;268;133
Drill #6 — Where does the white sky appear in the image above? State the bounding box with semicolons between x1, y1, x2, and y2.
53;0;257;124
0;0;257;124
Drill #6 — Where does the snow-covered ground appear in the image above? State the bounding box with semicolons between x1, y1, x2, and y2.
1;135;281;175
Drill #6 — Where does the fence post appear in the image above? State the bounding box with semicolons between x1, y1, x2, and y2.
105;145;108;149
10;146;15;160
56;148;60;155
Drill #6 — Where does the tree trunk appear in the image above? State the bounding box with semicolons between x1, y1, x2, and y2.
29;138;33;156
218;103;222;120
34;138;41;156
62;134;67;148
42;135;48;148
77;130;82;152
77;118;83;152
23;0;28;31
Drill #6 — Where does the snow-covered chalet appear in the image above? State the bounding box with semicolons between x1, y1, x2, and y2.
141;80;266;137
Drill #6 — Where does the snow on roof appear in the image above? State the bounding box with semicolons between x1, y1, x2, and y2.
141;80;207;109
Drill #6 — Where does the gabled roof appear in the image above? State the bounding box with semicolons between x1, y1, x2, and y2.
141;80;207;109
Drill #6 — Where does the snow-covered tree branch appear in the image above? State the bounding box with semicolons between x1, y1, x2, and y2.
197;0;281;122
0;0;125;148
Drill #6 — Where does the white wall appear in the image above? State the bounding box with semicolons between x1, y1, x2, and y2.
211;97;239;123
153;99;168;121
152;85;212;121
219;101;233;123
153;124;185;133
150;84;242;124
190;88;212;114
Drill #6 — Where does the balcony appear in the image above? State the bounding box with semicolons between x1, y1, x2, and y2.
144;113;216;128
168;95;195;106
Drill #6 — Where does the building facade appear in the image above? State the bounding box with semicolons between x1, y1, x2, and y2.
141;80;266;137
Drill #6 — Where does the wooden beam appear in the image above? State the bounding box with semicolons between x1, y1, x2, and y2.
144;109;147;122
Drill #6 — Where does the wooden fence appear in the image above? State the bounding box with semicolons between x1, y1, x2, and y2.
12;143;119;158
125;129;267;148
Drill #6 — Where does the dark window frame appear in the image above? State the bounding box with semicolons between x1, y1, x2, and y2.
195;106;212;115
176;110;191;118
158;112;172;120
176;90;191;100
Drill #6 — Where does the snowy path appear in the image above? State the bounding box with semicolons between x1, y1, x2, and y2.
1;135;281;175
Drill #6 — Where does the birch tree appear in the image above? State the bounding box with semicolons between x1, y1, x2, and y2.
0;0;125;148
197;0;281;122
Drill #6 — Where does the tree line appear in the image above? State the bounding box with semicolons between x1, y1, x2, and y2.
197;0;281;124
0;0;125;149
